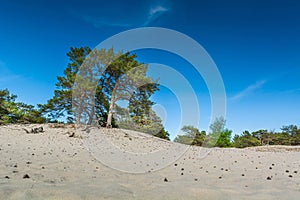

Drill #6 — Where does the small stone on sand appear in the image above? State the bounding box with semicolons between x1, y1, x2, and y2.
23;174;30;179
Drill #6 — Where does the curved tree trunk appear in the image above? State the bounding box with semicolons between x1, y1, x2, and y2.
106;96;115;128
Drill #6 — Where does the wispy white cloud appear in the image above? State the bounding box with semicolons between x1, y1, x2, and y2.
150;5;169;15
143;5;170;26
230;80;266;101
72;2;171;28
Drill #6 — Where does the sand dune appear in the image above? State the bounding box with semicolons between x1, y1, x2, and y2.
0;124;299;199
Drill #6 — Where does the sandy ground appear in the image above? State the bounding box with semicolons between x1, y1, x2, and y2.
0;124;299;200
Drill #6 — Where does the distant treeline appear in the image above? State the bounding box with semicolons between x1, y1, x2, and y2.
174;118;300;148
233;126;300;148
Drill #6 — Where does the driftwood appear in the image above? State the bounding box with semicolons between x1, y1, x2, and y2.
22;127;44;134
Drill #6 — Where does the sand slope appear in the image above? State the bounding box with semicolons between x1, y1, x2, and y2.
0;124;299;200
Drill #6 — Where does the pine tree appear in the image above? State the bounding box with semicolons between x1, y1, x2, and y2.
0;89;45;124
99;52;155;128
204;117;232;147
174;126;206;145
39;47;91;123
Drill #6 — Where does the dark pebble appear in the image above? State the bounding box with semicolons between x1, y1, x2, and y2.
181;168;184;171
267;176;272;180
164;177;168;182
241;174;245;176
181;172;184;175
23;174;30;179
286;170;289;173
289;175;293;178
174;163;177;166
5;176;10;179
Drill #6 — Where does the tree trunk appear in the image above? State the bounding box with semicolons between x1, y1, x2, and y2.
87;98;95;125
76;93;85;125
106;80;119;128
106;97;114;128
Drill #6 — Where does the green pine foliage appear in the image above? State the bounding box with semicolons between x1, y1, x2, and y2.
37;46;168;140
233;131;260;148
174;126;206;145
233;126;300;148
0;89;45;124
39;47;92;123
116;108;170;140
204;117;232;147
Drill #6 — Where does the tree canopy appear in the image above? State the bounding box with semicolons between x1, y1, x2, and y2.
37;46;168;140
174;126;206;145
39;47;92;123
204;117;232;147
233;126;300;148
0;89;45;124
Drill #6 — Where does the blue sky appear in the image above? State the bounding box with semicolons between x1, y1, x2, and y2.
0;0;300;138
